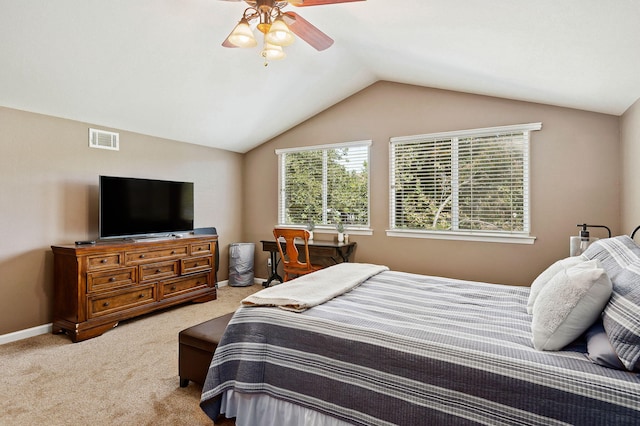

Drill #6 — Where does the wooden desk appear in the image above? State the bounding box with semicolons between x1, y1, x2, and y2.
260;239;357;287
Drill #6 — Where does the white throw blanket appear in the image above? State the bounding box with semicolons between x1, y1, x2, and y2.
242;262;389;312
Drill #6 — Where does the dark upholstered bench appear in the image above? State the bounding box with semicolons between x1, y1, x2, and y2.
178;312;234;387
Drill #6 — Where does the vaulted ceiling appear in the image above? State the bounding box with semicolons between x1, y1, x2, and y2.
1;0;639;153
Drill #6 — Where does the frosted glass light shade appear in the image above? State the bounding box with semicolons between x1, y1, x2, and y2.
265;17;295;46
228;18;257;48
261;42;286;60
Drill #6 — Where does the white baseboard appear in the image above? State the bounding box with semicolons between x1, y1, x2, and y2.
0;323;52;346
219;277;266;288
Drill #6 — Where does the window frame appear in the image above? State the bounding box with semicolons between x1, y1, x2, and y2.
276;140;373;235
387;123;541;244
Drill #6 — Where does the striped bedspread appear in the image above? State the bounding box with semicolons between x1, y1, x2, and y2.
200;270;640;425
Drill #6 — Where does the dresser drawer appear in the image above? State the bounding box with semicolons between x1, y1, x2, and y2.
181;255;213;275
139;260;179;282
191;241;213;256
161;274;210;299
87;267;137;292
125;245;188;264
87;253;122;271
88;285;155;318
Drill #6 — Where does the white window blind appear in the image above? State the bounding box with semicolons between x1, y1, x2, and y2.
390;123;541;238
277;141;371;230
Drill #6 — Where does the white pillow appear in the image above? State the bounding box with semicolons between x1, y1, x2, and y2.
527;256;586;314
531;259;612;351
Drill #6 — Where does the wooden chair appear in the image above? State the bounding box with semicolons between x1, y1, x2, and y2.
273;228;322;281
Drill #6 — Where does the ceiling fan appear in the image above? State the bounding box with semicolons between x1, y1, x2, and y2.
220;0;366;63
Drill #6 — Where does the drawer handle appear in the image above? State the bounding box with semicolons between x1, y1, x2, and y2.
103;302;110;307
139;254;145;259
170;286;177;291
109;277;116;282
193;262;199;267
195;281;201;285
171;250;176;254
101;259;108;264
138;294;145;298
156;269;162;273
197;247;202;251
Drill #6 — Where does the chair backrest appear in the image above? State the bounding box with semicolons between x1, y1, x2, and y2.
273;228;313;271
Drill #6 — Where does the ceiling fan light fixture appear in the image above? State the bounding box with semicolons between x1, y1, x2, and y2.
221;0;365;61
265;16;295;46
257;22;271;34
261;42;286;61
228;17;257;48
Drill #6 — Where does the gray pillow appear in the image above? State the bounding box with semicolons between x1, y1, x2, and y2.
602;268;640;371
582;235;640;283
583;236;640;371
585;319;625;370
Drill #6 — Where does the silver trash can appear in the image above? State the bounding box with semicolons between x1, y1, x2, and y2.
229;243;255;287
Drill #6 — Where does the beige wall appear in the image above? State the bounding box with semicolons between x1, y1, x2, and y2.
621;97;640;233
0;106;244;335
243;81;621;286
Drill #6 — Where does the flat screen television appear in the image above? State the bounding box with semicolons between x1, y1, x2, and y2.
99;175;194;240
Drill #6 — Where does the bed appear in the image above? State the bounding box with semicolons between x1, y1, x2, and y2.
200;237;640;425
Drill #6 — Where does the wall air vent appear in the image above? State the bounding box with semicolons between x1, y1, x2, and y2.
89;128;119;151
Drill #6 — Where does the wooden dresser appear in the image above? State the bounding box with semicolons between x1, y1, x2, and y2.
51;235;217;342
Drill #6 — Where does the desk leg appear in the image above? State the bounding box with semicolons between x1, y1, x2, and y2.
337;245;356;263
263;251;283;287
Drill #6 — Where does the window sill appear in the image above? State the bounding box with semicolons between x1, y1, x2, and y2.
385;229;536;244
314;228;373;236
275;226;374;236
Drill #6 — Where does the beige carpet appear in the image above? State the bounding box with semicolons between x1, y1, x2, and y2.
1;284;261;426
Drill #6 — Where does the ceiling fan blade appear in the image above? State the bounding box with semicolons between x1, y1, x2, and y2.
282;11;333;51
288;0;365;6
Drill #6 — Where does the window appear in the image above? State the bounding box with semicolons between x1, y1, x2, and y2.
277;141;371;232
389;123;541;243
